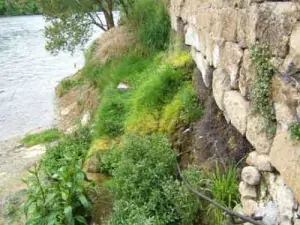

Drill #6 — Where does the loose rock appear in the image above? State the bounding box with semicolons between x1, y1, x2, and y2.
242;166;261;186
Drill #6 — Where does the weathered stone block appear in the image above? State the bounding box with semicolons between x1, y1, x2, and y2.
224;91;249;134
241;197;258;216
270;129;300;202
211;8;238;42
192;48;213;87
255;2;299;57
242;166;261;186
212;69;231;111
239;50;256;98
185;25;203;52
219;42;243;89
246;114;272;154
239;181;257;199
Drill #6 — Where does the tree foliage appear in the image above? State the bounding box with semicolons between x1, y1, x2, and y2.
0;0;40;15
38;0;117;54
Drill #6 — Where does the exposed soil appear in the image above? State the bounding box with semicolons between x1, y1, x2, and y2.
172;68;254;172
55;77;99;132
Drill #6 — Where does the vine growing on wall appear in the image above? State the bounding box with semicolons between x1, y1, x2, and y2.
250;44;276;135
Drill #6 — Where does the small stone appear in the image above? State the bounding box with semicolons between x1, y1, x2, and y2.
117;82;129;91
241;197;258;216
242;166;261;185
256;155;272;172
239;181;257;199
294;219;300;225
81;111;91;126
246;151;258;166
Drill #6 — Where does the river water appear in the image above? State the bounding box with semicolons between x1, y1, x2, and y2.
0;15;102;141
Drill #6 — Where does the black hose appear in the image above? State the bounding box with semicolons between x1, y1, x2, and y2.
176;162;263;225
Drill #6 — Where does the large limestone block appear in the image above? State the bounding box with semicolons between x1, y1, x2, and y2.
224;91;249;134
219;42;243;89
237;5;258;48
212;69;231;111
255;2;299;57
239;50;256;98
211;8;238;42
185;25;204;52
192;48;213;87
270;129;300;202
290;24;300;67
246;114;273;154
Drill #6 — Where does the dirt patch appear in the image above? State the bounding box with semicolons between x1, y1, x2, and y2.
172;69;254;171
92;26;139;64
55;78;99;131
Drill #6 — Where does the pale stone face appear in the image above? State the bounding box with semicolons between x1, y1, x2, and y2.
212;68;231;111
223;91;249;135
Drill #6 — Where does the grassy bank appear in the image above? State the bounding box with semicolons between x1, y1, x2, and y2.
23;0;242;224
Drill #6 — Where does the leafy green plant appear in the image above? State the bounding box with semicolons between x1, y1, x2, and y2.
160;82;204;133
205;165;239;225
43;127;91;173
127;0;170;50
250;44;276;135
24;160;92;225
22;128;63;147
93;88;131;138
101;134;206;225
289;122;300;140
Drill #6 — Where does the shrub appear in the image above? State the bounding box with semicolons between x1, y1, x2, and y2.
127;0;170;50
160;83;204;133
289;122;300;140
102;134;205;225
250;44;276;135
24;160;92;225
22;128;63;147
43;127;92;173
93;88;131;138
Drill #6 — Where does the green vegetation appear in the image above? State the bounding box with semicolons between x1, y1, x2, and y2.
24;0;243;224
289;122;300;140
94;88;131;138
22;128;63;147
205;165;239;225
126;0;170;51
0;0;40;16
160;82;203;133
100;134;205;224
250;44;276;135
43;127;91;173
24;127;93;224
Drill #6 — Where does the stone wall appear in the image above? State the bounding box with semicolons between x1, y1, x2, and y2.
169;0;300;224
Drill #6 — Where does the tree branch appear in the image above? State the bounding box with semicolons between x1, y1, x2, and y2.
87;12;107;31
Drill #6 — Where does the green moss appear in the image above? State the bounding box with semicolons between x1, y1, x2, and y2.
289;122;300;140
22;128;63;147
160;82;203;133
250;44;276;136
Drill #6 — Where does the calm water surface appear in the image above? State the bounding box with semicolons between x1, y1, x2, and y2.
0;15;102;140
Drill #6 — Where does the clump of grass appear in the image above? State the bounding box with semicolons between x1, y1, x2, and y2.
289;122;300;140
160;82;204;133
250;44;276;136
127;0;170;51
205;164;239;225
93;88;131;138
22;128;63;147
